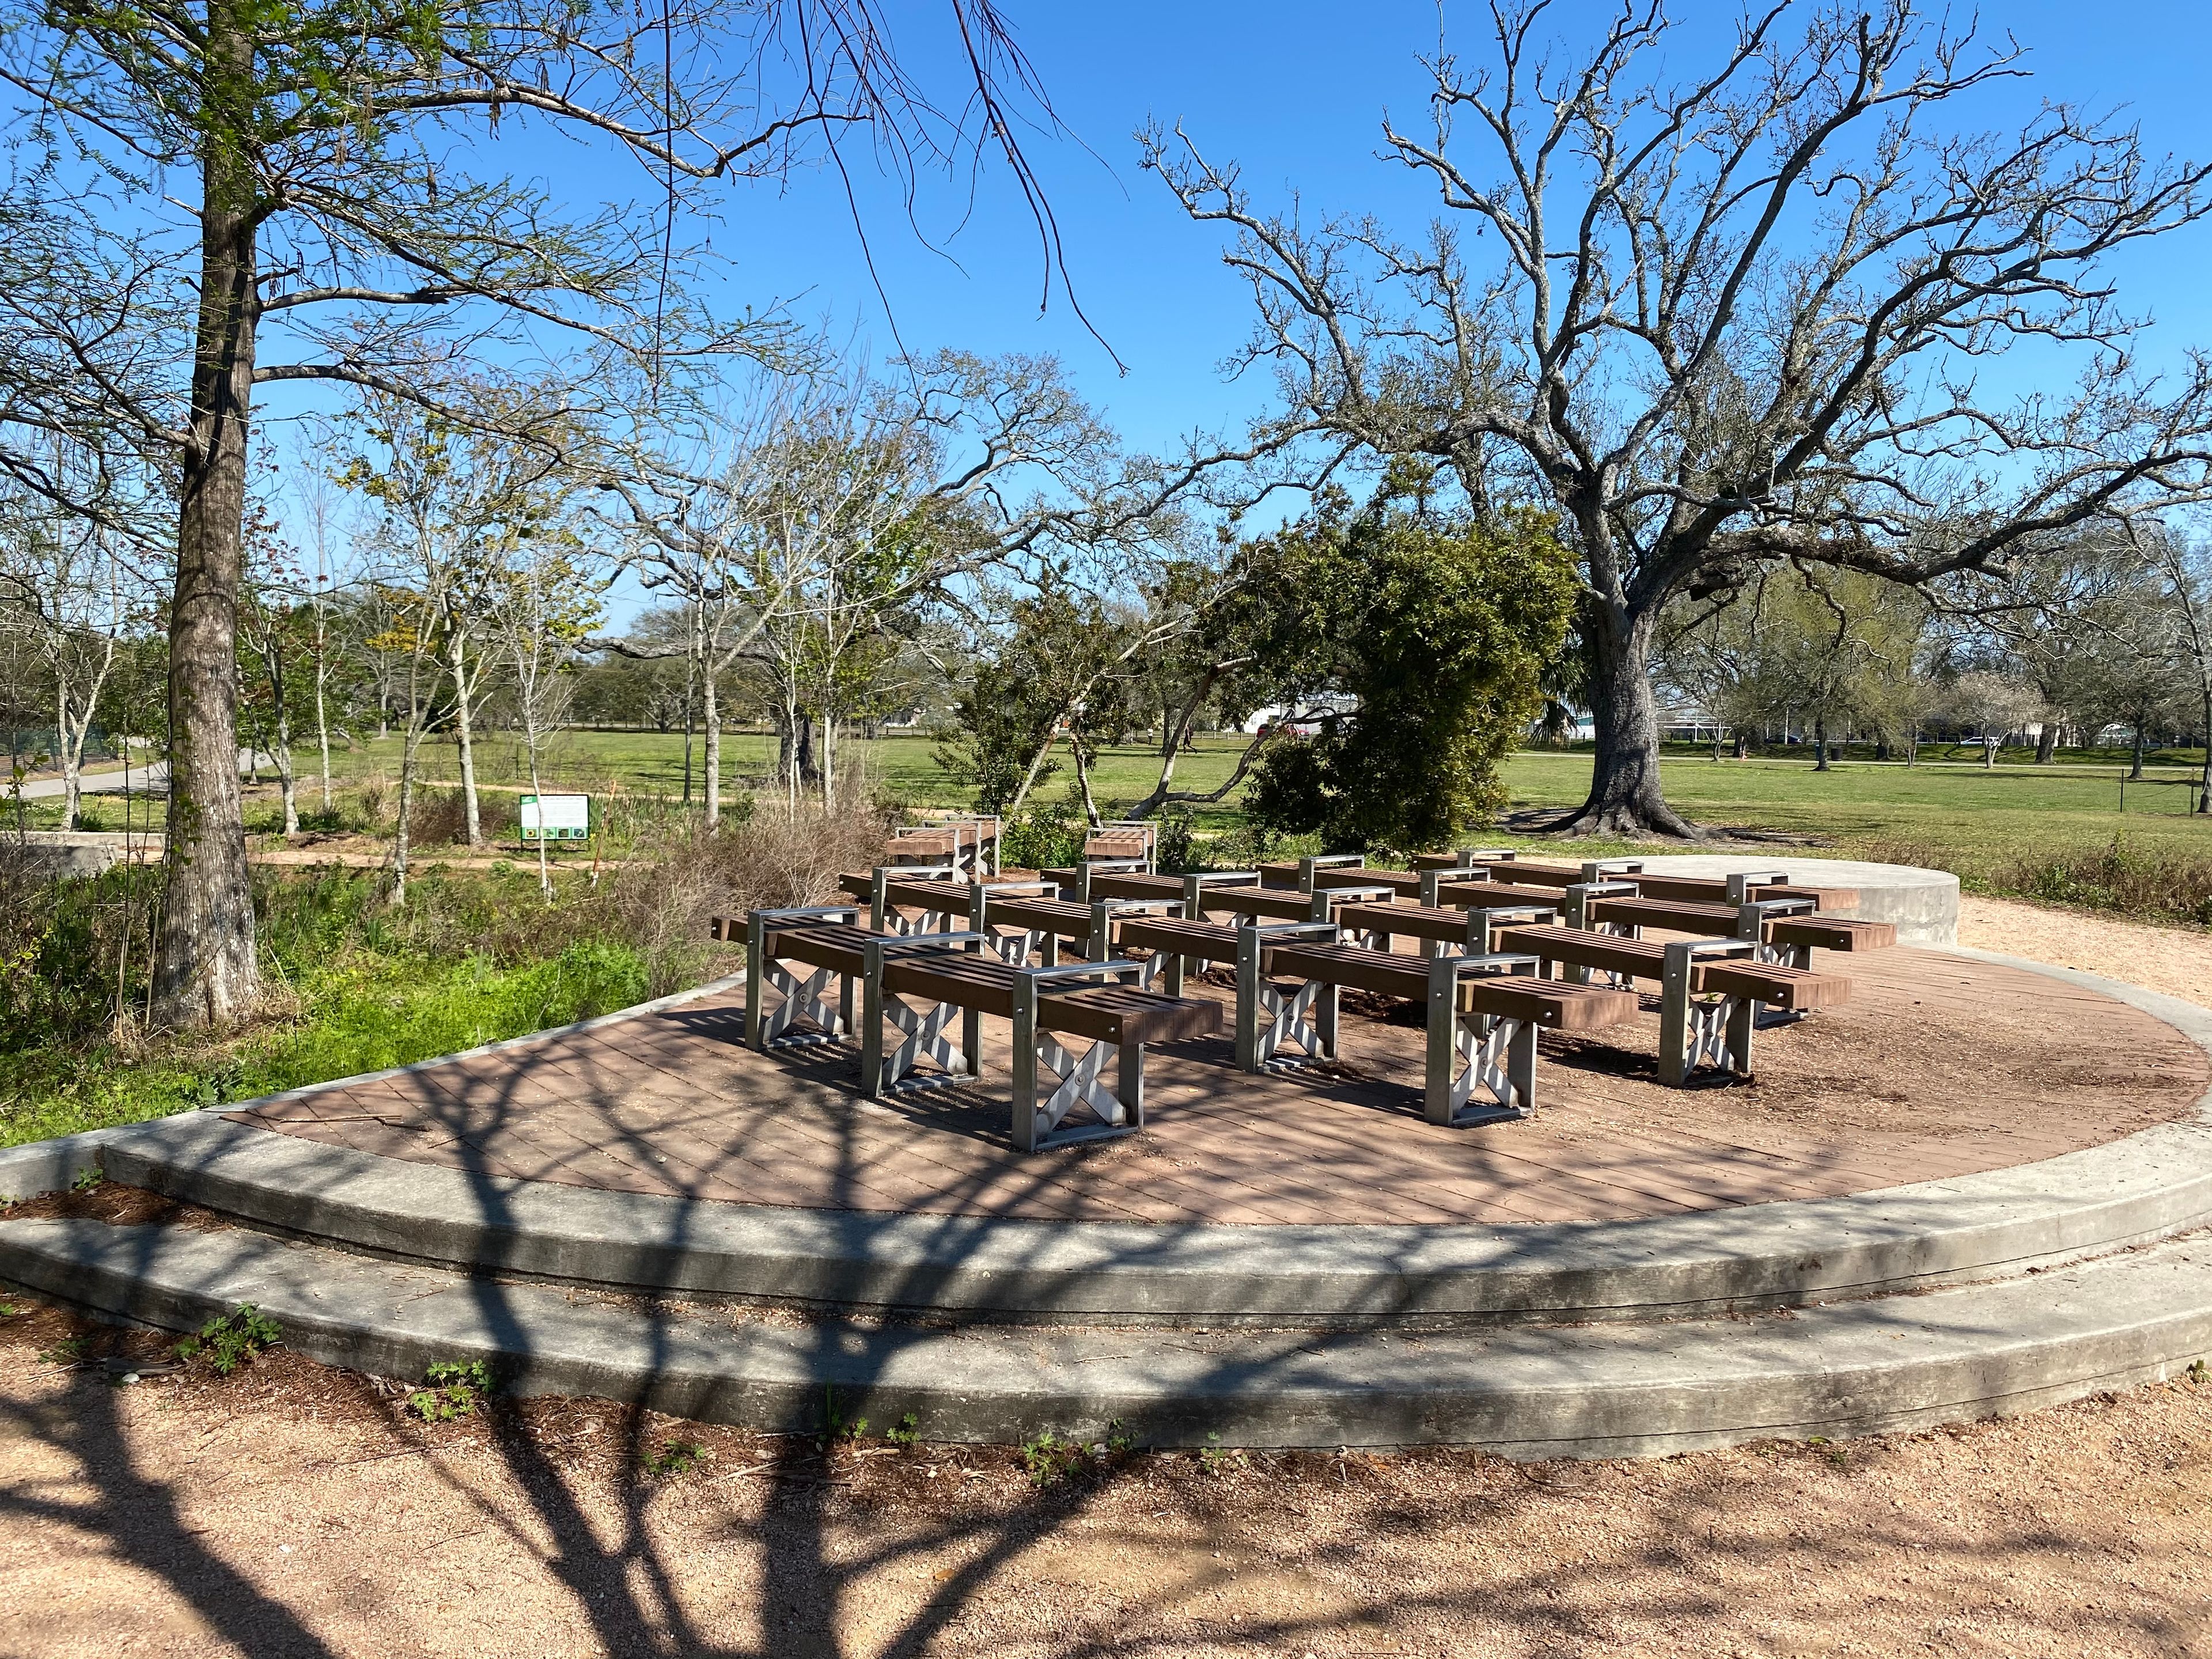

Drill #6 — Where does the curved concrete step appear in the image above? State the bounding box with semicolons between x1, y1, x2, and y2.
77;1104;2212;1326
5;1214;2210;1455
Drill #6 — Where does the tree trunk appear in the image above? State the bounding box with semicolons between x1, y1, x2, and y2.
2200;692;2211;813
1553;605;1700;837
2131;721;2147;781
153;9;260;1028
1813;714;1831;772
821;712;837;813
2035;721;2058;764
273;697;297;837
702;666;721;829
450;628;481;846
1071;736;1101;828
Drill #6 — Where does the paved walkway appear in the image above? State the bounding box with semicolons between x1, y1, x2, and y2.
227;945;2206;1226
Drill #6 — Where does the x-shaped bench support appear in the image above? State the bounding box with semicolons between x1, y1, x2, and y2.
745;906;859;1052
1234;921;1340;1071
1657;938;1760;1085
1012;960;1152;1153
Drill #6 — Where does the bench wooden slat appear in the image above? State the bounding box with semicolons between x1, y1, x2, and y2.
1465;978;1638;1031
881;953;1018;1018
1702;960;1854;1010
1585;896;1737;933
1188;887;1320;922
1497;924;1665;977
1264;941;1431;1001
1046;869;1185;902
1046;984;1222;1047
1435;880;1567;910
757;921;879;978
1336;902;1475;944
1768;916;1896;952
1116;917;1245;964
983;895;1096;937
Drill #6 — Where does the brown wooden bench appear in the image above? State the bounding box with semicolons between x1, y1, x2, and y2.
1116;914;1340;1068
862;942;1219;1152
1186;872;1398;925
1497;923;1851;1084
882;815;1001;876
1047;865;1187;904
968;884;1177;968
1336;900;1563;958
1434;877;1578;910
1252;940;1638;1124
1082;821;1157;868
1257;857;1438;900
1581;894;1897;960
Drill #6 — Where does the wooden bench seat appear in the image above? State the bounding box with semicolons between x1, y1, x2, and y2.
1581;895;1895;957
1628;873;1858;908
1336;900;1560;957
865;944;1220;1152
1498;923;1851;1084
1767;915;1896;952
1241;940;1638;1124
738;912;874;1050
1046;866;1186;903
1435;879;1571;910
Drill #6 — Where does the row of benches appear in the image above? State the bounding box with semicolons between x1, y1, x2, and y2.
716;847;1893;1153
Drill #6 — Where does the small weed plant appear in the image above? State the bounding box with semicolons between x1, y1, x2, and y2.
175;1305;281;1375
71;1166;102;1192
2188;1358;2208;1385
643;1439;706;1478
1198;1431;1248;1479
1020;1430;1091;1488
407;1359;493;1422
38;1335;86;1365
820;1384;866;1446
885;1412;922;1449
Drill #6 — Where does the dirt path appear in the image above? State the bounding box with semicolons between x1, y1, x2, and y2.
1;1301;2208;1658
1959;895;2212;1012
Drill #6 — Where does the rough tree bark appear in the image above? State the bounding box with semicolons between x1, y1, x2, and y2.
152;0;257;1028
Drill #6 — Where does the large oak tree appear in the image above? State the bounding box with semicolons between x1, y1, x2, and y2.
1148;0;2212;835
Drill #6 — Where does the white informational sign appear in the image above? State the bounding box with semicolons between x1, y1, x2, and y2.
518;793;592;842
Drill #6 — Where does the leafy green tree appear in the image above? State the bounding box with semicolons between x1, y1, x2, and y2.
1242;497;1576;853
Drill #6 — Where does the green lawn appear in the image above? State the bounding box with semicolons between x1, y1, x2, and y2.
25;726;2212;886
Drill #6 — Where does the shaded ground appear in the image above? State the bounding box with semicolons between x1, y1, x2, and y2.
227;944;2206;1226
1;1295;2209;1658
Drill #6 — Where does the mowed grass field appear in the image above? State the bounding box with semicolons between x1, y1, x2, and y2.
246;725;2212;881
32;724;2210;882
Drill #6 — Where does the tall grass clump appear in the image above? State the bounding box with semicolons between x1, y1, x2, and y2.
603;792;893;997
1991;839;2212;926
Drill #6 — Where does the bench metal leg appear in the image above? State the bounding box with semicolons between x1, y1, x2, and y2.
1658;941;1752;1085
1010;988;1140;1153
1425;1012;1537;1125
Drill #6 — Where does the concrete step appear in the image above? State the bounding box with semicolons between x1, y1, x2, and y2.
5;1213;2210;1456
67;1111;2212;1327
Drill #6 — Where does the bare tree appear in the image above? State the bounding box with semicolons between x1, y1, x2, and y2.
1944;670;2047;768
0;464;149;830
1147;1;2212;836
604;352;1199;820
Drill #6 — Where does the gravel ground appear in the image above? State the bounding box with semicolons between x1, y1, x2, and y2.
1958;896;2212;1011
2;1301;2209;1658
5;897;2211;1658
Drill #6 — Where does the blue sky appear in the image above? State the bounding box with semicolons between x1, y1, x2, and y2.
707;0;2212;461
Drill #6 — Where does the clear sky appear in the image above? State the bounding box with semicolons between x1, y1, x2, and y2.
704;0;2212;462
